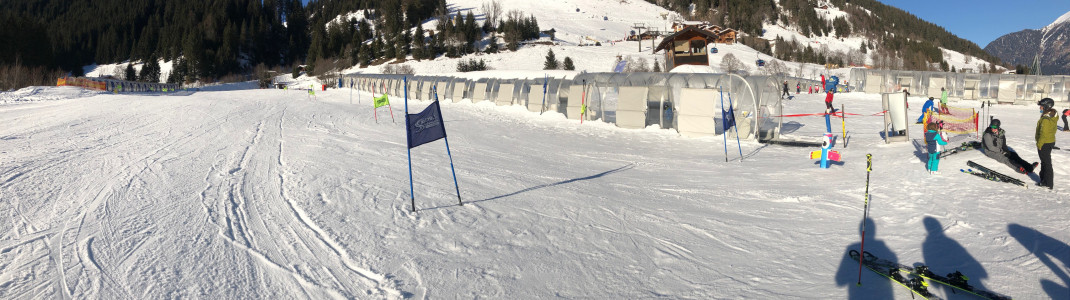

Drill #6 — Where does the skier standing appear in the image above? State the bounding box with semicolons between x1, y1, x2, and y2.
1036;98;1058;189
926;122;948;175
821;75;835;112
982;119;1037;174
782;81;791;99
916;97;938;124
939;87;949;114
796;82;801;94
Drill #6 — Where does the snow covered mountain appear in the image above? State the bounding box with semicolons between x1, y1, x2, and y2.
985;11;1070;75
330;0;999;78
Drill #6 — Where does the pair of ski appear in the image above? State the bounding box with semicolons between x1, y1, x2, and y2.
960;161;1028;188
850;250;1012;300
939;141;982;159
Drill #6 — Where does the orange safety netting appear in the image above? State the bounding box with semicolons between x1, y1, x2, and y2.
925;105;978;135
56;77;106;91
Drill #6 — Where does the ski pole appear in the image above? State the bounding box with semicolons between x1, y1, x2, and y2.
857;153;873;286
842;104;847;148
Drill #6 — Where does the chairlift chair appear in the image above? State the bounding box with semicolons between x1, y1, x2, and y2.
710;47;719;54
756;59;766;67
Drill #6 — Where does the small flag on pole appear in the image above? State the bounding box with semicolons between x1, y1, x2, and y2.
406;101;446;149
374;94;390;108
722;105;736;131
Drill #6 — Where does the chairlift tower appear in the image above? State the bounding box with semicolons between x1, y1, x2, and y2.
633;23;646;52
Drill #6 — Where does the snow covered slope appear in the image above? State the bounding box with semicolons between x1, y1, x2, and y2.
342;0;991;81
0;84;1067;299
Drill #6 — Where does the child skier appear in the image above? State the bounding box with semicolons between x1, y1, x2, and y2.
926;122;948;174
821;75;836;112
917;97;938;124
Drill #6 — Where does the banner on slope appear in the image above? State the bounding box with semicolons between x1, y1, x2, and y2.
406;101;447;149
403;76;462;212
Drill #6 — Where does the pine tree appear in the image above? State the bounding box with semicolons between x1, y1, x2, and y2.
652;58;660;72
412;27;427;60
168;57;185;84
563;56;575;70
544;49;558;70
139;56;161;83
125;63;136;81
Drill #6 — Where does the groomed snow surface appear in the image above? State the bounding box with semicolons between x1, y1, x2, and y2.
1;84;1068;299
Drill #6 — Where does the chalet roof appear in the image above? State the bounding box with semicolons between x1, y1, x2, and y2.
654;26;720;53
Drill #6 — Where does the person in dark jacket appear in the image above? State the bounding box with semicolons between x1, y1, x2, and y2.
982;119;1037;174
782;81;791;99
1036;98;1058;189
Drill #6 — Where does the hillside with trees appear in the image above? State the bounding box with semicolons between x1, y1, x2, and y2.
647;0;1002;72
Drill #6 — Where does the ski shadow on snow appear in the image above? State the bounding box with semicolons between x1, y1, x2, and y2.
1008;223;1070;299
423;163;637;211
919;217;992;299
835;217;898;300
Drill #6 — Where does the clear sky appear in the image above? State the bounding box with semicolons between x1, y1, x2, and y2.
878;0;1070;47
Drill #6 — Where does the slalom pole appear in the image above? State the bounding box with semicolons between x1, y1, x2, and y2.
720;87;729;162
856;153;873;286
444;135;463;206
580;80;587;124
405;77;416;212
727;91;743;161
842;104;847;148
540;74;548;115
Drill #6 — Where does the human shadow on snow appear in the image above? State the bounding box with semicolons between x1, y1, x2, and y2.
920;217;991;299
835;217;898;300
1008;223;1070;299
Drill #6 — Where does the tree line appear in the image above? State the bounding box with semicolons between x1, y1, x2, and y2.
0;0;544;90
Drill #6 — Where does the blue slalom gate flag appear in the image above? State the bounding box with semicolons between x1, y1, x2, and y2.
406;101;447;149
722;105;736;131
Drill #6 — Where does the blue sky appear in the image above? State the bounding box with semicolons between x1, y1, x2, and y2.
876;1;1070;47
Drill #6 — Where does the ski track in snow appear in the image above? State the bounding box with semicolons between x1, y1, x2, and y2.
0;85;1069;299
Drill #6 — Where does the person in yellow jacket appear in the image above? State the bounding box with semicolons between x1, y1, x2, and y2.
1036;98;1058;189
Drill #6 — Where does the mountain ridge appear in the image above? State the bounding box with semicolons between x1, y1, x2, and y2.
985;10;1070;75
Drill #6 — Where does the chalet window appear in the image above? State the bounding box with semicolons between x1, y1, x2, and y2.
690;40;706;54
674;41;690;55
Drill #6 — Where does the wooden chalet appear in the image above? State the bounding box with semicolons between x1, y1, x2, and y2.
654;26;720;70
715;28;737;44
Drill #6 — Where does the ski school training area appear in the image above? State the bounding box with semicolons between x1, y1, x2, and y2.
1;67;1069;299
3;0;1070;298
